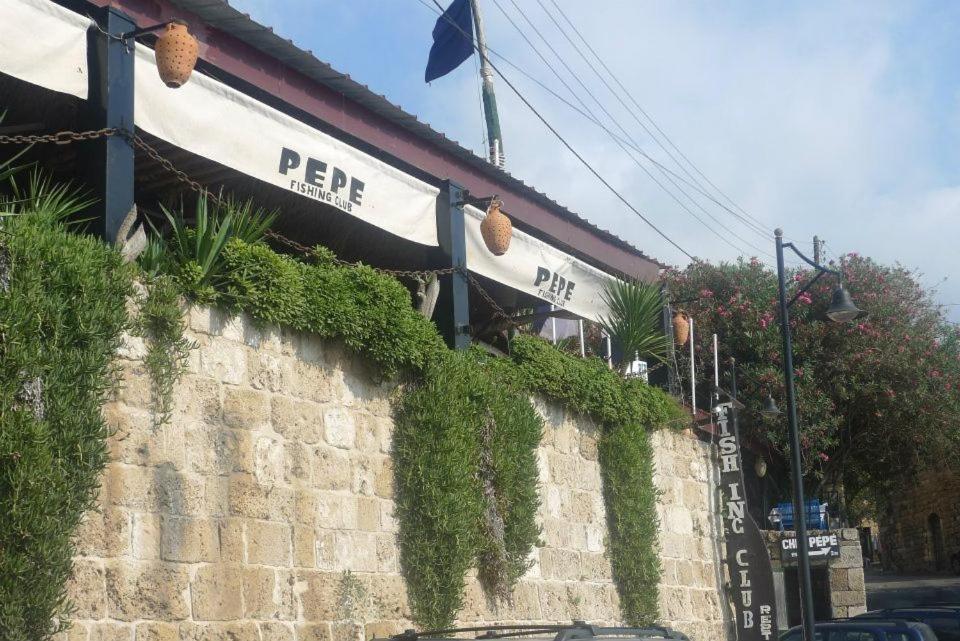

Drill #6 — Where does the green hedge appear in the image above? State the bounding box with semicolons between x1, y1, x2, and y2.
392;350;543;628
507;334;685;626
195;238;445;377
0;217;132;640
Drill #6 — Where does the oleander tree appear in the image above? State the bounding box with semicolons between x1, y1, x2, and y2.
664;254;960;518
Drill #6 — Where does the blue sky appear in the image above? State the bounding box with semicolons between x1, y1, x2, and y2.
231;0;960;321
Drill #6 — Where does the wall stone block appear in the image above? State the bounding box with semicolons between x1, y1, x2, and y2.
65;309;729;641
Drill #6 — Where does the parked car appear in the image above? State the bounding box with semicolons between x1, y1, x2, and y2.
855;607;960;641
779;620;937;641
378;623;690;641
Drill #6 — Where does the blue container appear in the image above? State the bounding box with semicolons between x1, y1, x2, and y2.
775;500;827;530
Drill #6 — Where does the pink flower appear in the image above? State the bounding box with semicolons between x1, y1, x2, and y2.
819;452;830;462
700;289;714;298
797;292;813;305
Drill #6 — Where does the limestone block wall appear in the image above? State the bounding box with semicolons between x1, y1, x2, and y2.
881;470;960;573
59;307;729;641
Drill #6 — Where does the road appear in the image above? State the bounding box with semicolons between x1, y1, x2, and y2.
866;571;960;609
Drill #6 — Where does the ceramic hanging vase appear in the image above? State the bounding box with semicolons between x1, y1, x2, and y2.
155;20;199;88
480;199;511;256
673;310;690;346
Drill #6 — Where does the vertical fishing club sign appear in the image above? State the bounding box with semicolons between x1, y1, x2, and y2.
716;400;778;641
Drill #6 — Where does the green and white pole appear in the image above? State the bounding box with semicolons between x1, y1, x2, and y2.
469;0;505;167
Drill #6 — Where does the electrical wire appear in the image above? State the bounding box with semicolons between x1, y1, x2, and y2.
497;0;778;260
415;0;784;251
534;0;774;244
418;0;696;260
543;0;782;240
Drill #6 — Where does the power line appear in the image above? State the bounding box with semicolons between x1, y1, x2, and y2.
532;0;775;246
417;0;785;251
491;0;777;260
543;0;779;239
420;0;695;260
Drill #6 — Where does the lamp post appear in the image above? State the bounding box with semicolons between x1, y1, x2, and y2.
774;229;861;641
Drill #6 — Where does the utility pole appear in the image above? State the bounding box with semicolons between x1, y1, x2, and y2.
469;0;505;167
813;236;823;264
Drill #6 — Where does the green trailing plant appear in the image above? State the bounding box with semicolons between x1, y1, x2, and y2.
170;235;445;377
0;213;132;640
599;278;670;370
136;274;196;427
507;334;685;626
393;350;543;628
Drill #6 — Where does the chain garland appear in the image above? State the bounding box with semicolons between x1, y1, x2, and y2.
0;126;520;325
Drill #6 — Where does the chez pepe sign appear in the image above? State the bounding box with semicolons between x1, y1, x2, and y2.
780;533;841;563
716;402;778;641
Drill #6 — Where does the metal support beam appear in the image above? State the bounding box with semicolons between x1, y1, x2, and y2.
436;180;471;350
87;6;136;243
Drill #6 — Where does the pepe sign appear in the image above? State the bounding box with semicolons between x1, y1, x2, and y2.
534;266;577;307
278;147;366;214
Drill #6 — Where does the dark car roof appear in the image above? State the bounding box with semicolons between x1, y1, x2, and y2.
375;624;689;641
781;620;936;641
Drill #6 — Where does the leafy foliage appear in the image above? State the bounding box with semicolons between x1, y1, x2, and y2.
0;214;132;640
136;274;196;427
393;350;543;628
599;423;661;625
0;171;95;226
664;256;960;516
599;278;670;369
508;334;685;429
157;193;275;303
506;334;684;625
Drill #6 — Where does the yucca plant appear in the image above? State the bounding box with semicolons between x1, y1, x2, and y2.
599;278;670;371
155;191;276;297
0;171;96;225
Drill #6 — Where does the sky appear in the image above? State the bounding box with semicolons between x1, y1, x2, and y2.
230;0;960;321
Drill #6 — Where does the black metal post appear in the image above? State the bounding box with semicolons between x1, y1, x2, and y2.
436;180;471;350
775;228;817;641
87;6;136;243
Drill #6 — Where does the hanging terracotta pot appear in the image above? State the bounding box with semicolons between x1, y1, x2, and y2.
673;310;690;346
155;20;199;88
480;199;511;256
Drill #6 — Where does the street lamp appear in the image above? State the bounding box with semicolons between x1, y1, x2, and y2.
774;229;861;641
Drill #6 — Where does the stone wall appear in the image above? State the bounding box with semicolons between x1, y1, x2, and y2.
59;307;729;641
881;470;960;573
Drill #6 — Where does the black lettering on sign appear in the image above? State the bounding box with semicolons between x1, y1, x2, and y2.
330;168;348;194
279;147;300;174
276;147;370;214
305;158;327;188
349;178;365;206
534;267;550;287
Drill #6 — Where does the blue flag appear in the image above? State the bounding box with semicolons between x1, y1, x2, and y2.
425;0;475;82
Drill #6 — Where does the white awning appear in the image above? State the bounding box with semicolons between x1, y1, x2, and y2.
133;45;441;246
464;205;616;323
0;0;90;99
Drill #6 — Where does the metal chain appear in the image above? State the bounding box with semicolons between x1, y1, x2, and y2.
1;126;520;325
0;127;119;145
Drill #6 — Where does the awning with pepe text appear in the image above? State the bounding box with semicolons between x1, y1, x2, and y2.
464;205;616;323
133;45;441;246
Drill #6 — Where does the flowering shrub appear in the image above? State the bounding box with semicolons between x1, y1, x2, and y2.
665;255;960;516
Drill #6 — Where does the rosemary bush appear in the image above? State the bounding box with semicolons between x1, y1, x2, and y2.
0;215;131;640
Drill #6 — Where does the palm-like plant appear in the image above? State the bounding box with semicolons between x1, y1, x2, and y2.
598;278;670;371
156;191;276;290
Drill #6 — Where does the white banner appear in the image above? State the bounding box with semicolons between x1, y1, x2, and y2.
464;205;616;323
134;46;440;246
0;0;90;98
